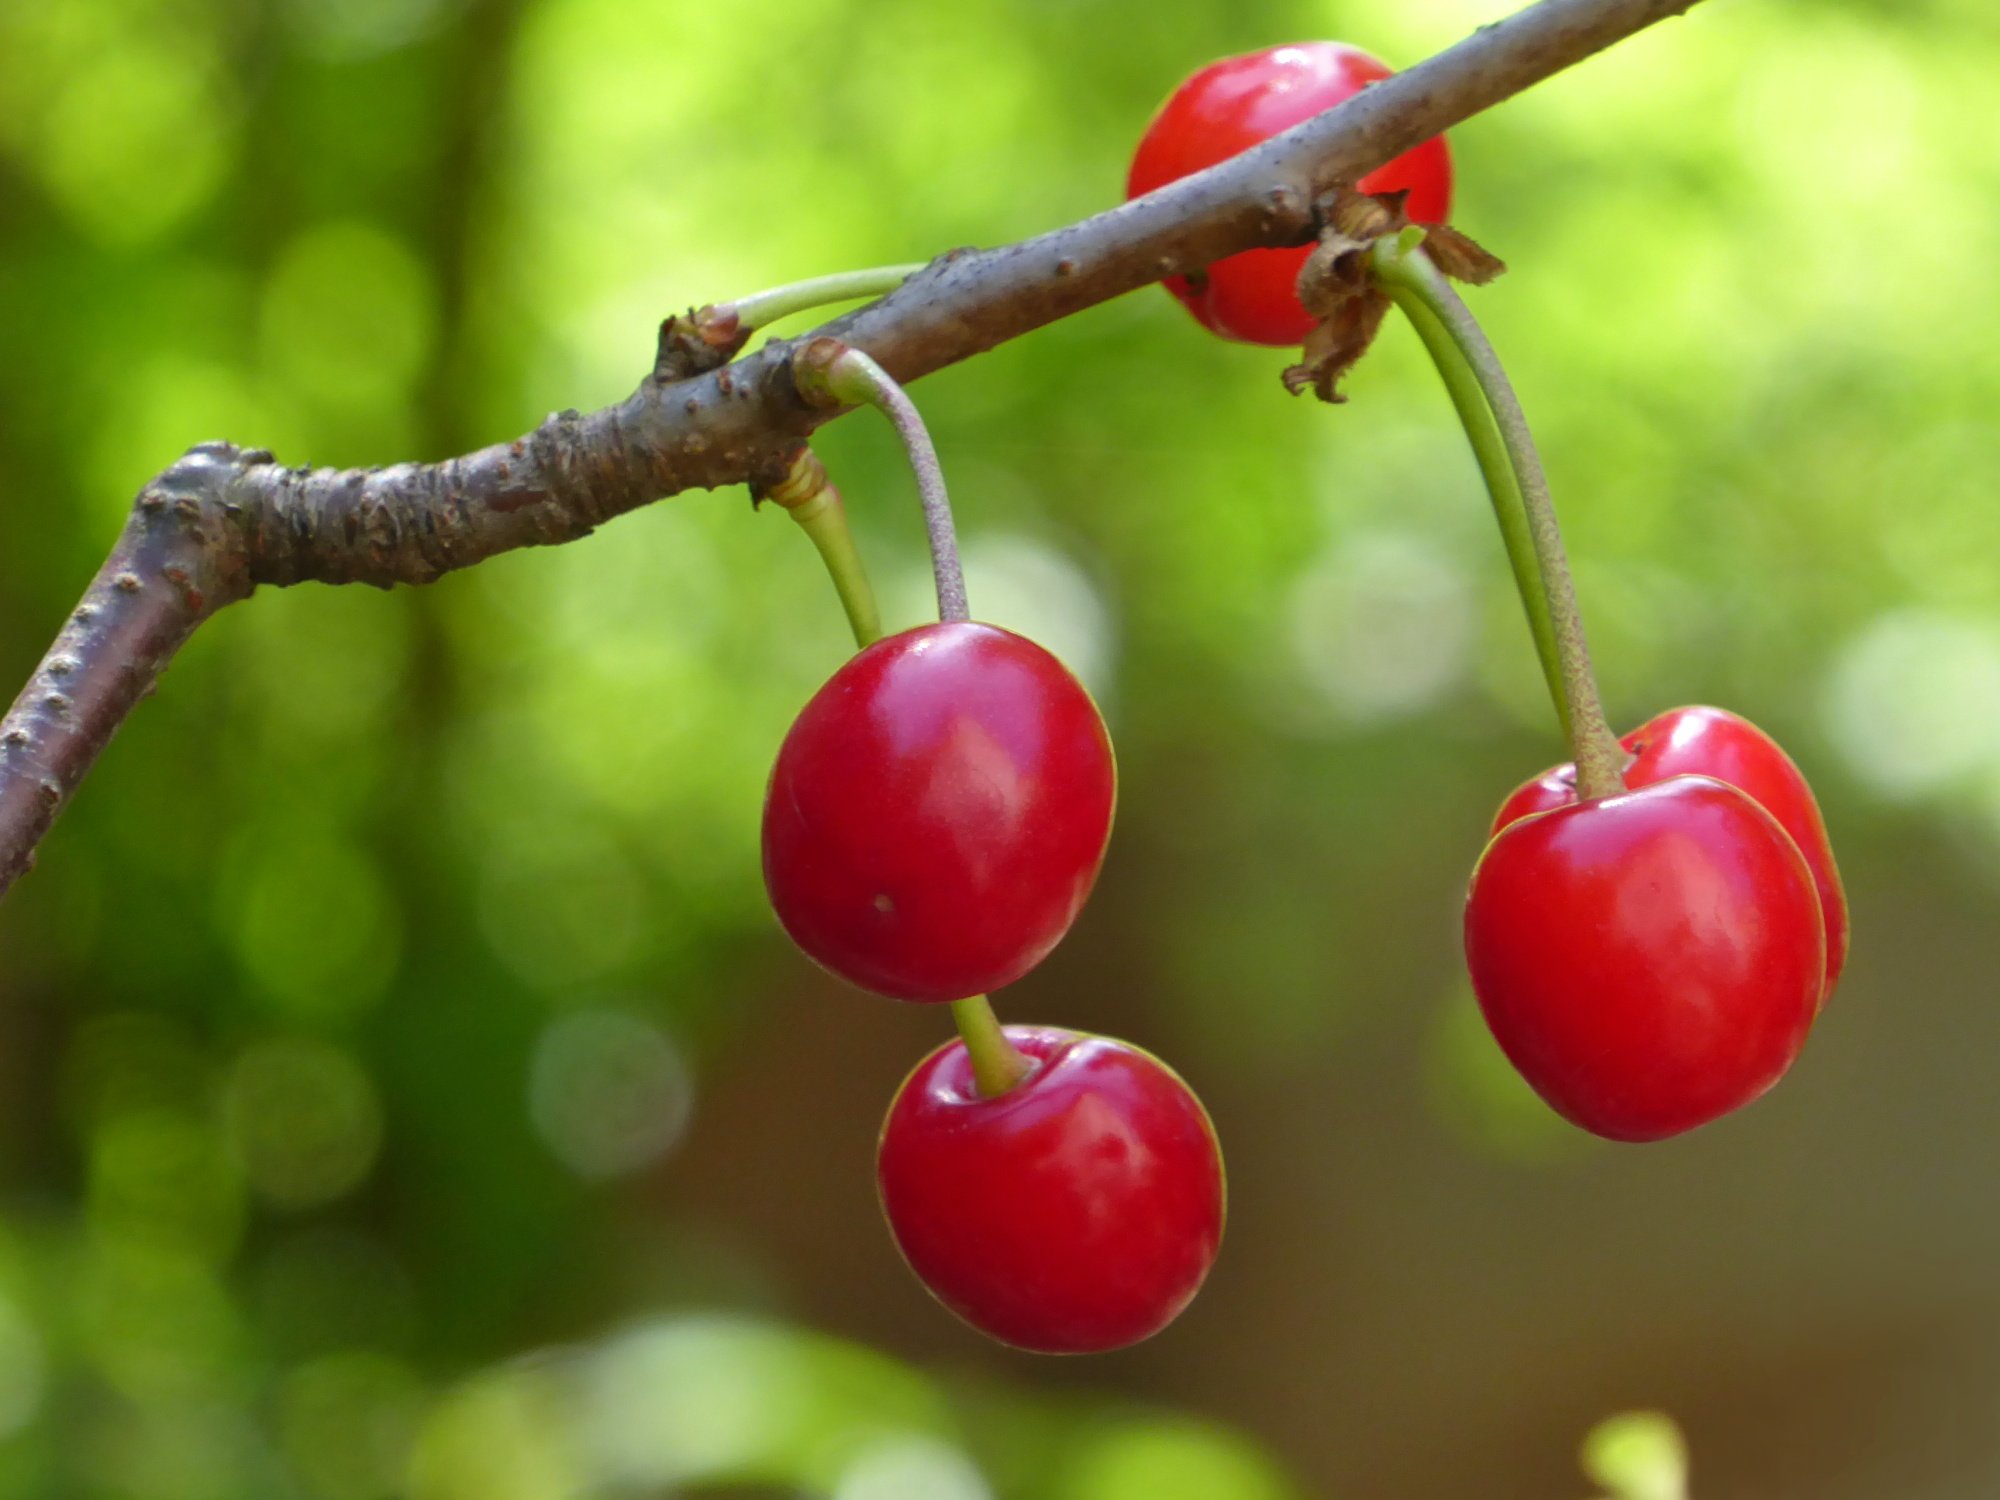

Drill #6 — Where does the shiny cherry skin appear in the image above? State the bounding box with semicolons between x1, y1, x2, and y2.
1492;706;1848;1001
1465;776;1824;1143
1127;41;1454;346
877;1026;1225;1353
762;622;1116;1004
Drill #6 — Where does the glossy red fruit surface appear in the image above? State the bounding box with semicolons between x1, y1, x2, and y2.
878;1026;1225;1353
762;622;1116;1004
1465;776;1824;1143
1492;706;1848;1000
1126;41;1454;346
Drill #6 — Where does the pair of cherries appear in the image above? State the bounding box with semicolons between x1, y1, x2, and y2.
763;623;1223;1353
1471;706;1846;1141
753;42;1409;1356
1128;44;1846;1139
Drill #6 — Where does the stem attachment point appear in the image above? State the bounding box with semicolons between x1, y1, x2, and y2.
951;995;1033;1098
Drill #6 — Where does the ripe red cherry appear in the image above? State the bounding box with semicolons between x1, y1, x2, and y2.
762;622;1116;1003
1465;776;1824;1142
1491;706;1848;1001
877;1026;1225;1353
1126;41;1454;346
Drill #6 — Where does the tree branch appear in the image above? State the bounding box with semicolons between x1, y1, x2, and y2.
0;0;1703;897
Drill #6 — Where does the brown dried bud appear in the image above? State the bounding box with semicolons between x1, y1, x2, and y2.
1421;223;1507;285
1282;293;1391;403
1283;188;1506;403
654;304;750;383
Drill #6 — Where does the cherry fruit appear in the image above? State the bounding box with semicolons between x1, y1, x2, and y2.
1126;41;1454;346
877;1025;1224;1353
1465;776;1824;1142
1492;706;1847;1000
762;621;1116;1003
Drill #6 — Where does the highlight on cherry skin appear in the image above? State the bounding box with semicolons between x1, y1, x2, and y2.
1126;40;1455;346
1465;775;1826;1143
877;1026;1226;1354
761;621;1117;1003
1491;705;1848;1001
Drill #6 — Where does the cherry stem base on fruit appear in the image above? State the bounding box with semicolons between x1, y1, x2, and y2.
762;449;885;648
1369;230;1626;800
952;995;1033;1097
793;340;971;625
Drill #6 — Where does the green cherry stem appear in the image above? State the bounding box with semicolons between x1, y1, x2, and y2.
797;496;884;647
1390;294;1565;738
725;263;926;332
795;339;970;625
1369;231;1626;800
762;450;885;648
952;995;1033;1097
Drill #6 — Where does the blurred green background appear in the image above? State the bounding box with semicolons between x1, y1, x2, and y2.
1;0;1995;1494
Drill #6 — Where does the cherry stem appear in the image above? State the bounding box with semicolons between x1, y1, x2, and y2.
802;343;970;624
764;450;885;648
951;995;1032;1098
1369;231;1625;801
723;263;927;332
1387;294;1565;739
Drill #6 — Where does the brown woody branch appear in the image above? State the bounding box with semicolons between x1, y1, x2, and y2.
0;0;1703;897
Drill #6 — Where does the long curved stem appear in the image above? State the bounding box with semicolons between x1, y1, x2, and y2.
1370;233;1626;799
727;264;927;332
1387;292;1566;738
802;345;970;624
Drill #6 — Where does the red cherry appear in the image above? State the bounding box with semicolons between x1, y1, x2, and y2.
877;1026;1225;1353
1465;776;1825;1142
762;622;1116;1003
1491;706;1848;1001
1126;41;1454;346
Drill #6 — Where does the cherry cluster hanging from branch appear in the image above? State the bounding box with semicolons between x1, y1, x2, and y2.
0;0;1703;897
